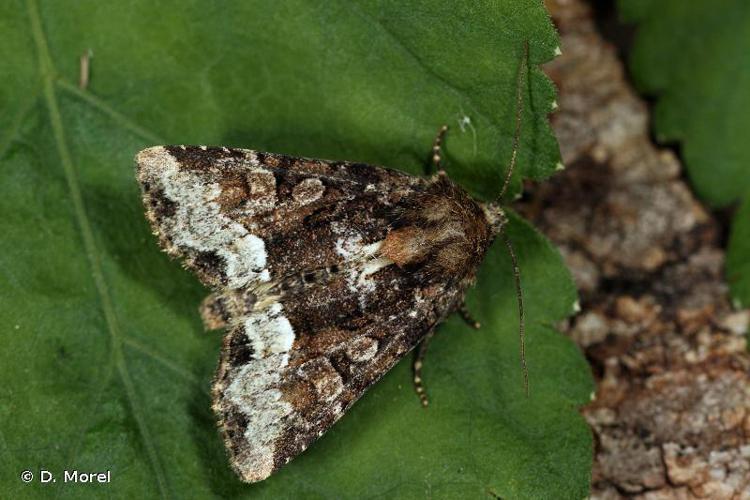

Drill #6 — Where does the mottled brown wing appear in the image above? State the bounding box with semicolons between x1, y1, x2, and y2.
213;255;465;482
135;145;472;482
136;145;422;290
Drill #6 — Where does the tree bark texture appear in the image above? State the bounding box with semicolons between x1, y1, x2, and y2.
521;1;750;498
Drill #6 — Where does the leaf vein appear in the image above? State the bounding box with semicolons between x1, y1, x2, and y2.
123;336;206;391
0;87;40;160
54;352;117;500
343;2;509;141
56;79;166;145
26;0;170;497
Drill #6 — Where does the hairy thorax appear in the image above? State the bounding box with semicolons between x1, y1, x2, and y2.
380;172;505;279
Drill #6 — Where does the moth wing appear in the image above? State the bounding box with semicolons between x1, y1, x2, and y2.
213;259;461;483
136;145;468;482
135;145;419;290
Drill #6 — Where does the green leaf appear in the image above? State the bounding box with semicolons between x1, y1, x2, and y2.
1;0;592;498
620;0;750;208
619;1;750;307
728;193;750;307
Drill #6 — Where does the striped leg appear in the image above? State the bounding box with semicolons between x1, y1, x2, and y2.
458;302;481;329
413;330;436;407
431;125;448;173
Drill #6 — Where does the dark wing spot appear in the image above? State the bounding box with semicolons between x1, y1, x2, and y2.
165;145;245;171
222;405;250;445
192;251;227;284
148;188;177;218
273;154;294;170
272;169;297;202
328;351;353;384
329;161;383;185
227;326;254;366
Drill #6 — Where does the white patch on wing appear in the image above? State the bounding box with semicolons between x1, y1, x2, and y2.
330;223;394;308
224;354;290;481
245;302;295;357
136;146;270;289
292;178;325;205
245;168;277;213
224;301;297;482
346;336;379;362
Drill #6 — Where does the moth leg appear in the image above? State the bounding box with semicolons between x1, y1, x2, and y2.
430;125;449;174
458;302;481;329
413;330;436;407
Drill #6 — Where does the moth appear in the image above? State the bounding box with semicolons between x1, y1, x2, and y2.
136;48;529;483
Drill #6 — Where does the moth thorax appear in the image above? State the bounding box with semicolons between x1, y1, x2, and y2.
380;226;429;267
380;190;497;274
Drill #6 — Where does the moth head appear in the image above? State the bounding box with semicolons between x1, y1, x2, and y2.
481;201;508;236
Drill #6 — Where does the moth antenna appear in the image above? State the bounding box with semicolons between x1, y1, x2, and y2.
497;41;529;201
502;228;528;396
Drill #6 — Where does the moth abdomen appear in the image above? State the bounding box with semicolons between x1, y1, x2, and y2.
200;289;259;331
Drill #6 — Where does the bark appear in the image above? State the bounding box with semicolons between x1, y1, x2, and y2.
519;1;750;498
